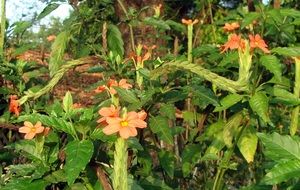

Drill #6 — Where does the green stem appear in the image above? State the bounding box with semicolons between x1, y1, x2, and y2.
117;0;135;51
208;0;216;43
0;0;5;58
112;138;128;190
187;25;193;63
213;124;247;190
290;58;300;135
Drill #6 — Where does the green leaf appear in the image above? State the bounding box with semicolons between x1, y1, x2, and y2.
139;176;172;190
37;3;60;20
214;93;243;112
143;17;170;30
158;150;175;178
64;140;94;185
6;140;42;161
223;112;243;147
237;126;258;163
63;91;73;115
90;128;117;142
280;8;300;18
262;159;300;185
128;137;144;151
193;86;219;107
272;47;300;57
1;179;48;190
18;114;77;138
160;103;176;120
258;132;300;161
165;19;186;33
182;144;202;177
241;12;261;28
114;87;140;104
149;116;173;145
272;87;300;106
107;24;124;57
13;21;32;34
202;132;225;161
260;55;282;80
44;170;67;184
249;92;270;124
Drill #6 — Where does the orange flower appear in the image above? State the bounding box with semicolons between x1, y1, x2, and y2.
249;34;270;53
223;22;240;32
94;85;106;93
103;111;147;139
221;34;245;53
109;79;132;95
9;95;21;116
72;103;82;109
182;18;199;25
19;121;45;139
43;127;51;136
47;35;56;42
98;105;120;125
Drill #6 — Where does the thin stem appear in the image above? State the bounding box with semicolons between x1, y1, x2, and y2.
117;0;135;51
290;58;300;135
213;124;247;190
0;0;6;58
208;0;216;43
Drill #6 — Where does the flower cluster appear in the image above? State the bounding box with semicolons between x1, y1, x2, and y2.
19;121;50;139
95;79;132;95
221;22;270;54
98;105;147;139
221;33;270;54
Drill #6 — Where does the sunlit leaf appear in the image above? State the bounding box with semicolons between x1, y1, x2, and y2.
249;92;270;124
260;55;282;80
37;3;60;20
262;159;300;185
272;47;300;57
237;126;258;163
107;24;124;57
214;93;243;112
258;132;300;161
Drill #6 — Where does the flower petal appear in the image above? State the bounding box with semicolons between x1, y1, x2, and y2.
19;126;31;133
24;121;34;128
103;124;120;135
35;126;45;134
24;132;36;140
119;127;137;139
129;119;147;128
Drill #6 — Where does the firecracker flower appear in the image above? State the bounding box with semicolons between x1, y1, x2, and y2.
221;33;246;53
249;34;270;53
181;18;199;25
109;79;132;95
94;79;132;95
97;105;120;125
223;22;240;32
19;121;45;139
9;95;21;116
102;110;147;139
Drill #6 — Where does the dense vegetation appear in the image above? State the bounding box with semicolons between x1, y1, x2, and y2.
1;0;300;189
